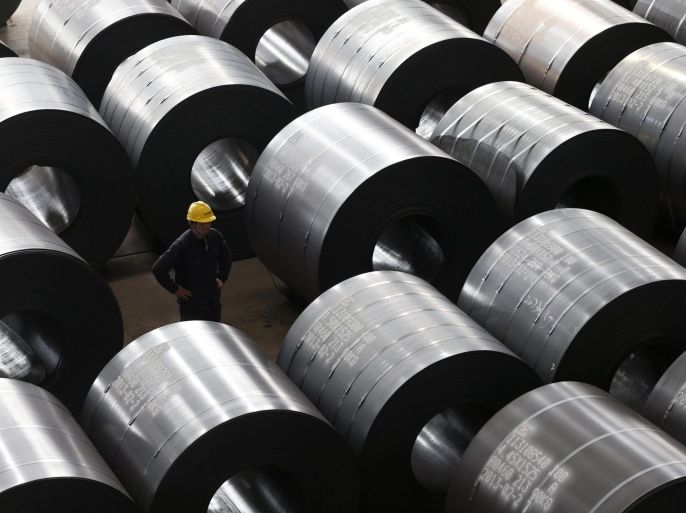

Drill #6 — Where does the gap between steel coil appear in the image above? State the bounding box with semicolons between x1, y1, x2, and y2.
635;0;686;43
643;351;686;447
0;38;15;57
82;321;359;513
0;1;20;26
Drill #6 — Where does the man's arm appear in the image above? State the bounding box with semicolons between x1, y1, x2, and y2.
152;241;183;294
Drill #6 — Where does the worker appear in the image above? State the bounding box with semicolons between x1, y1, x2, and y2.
152;201;231;322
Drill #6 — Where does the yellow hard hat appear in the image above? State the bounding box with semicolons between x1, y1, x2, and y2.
186;201;216;223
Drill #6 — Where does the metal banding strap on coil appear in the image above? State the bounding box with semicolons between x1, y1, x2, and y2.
446;382;686;513
430;81;658;237
28;0;196;107
277;271;541;513
484;0;670;109
246;102;502;303
305;0;523;136
0;379;137;512
590;42;686;227
341;0;503;33
458;208;686;412
635;0;686;43
0;58;134;268
171;0;346;105
0;38;15;57
643;351;686;446
99;35;298;259
81;321;359;513
0;193;123;414
0;1;21;26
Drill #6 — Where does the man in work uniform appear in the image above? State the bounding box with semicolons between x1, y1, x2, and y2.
152;201;231;322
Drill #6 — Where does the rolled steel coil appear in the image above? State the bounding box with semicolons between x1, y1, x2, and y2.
0;1;20;26
431;81;658;237
590;42;686;227
277;271;541;513
446;381;686;513
246;102;502;303
29;0;196;107
675;227;686;266
82;321;359;513
305;0;523;133
342;0;502;33
635;0;686;42
0;58;134;268
485;0;670;109
458;208;686;411
0;39;15;57
0;193;123;413
0;379;137;512
643;351;686;445
100;35;297;259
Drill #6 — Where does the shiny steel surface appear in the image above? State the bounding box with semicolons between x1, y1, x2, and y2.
675;227;686;266
255;20;316;87
431;81;658;236
171;0;248;39
643;351;686;446
246;102;500;302
446;382;686;513
0;379;136;512
208;468;300;513
635;0;686;42
82;321;359;513
0;320;46;384
458;208;686;410
278;271;540;512
485;0;669;108
590;42;686;226
0;1;21;25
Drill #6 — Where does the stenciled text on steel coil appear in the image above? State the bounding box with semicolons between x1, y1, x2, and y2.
635;0;686;43
590;42;686;227
246;102;502;303
29;0;196;107
446;381;686;513
305;0;523;134
431;81;658;237
643;351;686;446
0;58;134;267
458;208;686;411
278;271;541;513
82;321;359;513
0;379;137;512
100;35;298;259
485;0;670;109
0;193;123;414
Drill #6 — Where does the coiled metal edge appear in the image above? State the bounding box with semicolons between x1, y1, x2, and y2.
635;0;686;43
100;35;297;259
431;81;658;237
246;102;502;303
82;321;359;513
277;270;540;513
643;351;686;446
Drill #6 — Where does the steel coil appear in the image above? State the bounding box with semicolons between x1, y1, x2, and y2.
485;0;669;109
246;102;501;303
458;208;686;411
82;321;359;513
446;381;686;513
171;0;345;105
634;0;686;43
100;35;297;259
29;0;195;107
643;351;686;446
431;81;658;237
0;39;15;57
0;1;20;26
277;271;540;513
675;227;686;266
0;379;136;512
305;0;523;135
590;42;686;227
0;58;134;268
0;192;123;414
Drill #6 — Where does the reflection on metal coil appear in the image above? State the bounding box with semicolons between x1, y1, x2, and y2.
643;351;686;446
277;271;540;513
82;321;359;513
458;208;686;411
246;102;501;302
29;0;195;107
0;1;20;26
590;42;686;227
446;382;686;513
485;0;669;109
675;227;686;267
635;0;686;43
0;193;123;413
99;35;297;259
0;58;134;267
431;81;658;237
306;0;523;133
0;379;137;512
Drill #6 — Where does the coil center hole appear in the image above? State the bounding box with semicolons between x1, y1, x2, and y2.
191;138;260;212
255;20;317;88
208;467;302;513
416;89;464;140
429;2;471;27
556;175;619;217
373;214;446;283
0;310;64;386
6;166;80;234
411;404;493;493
